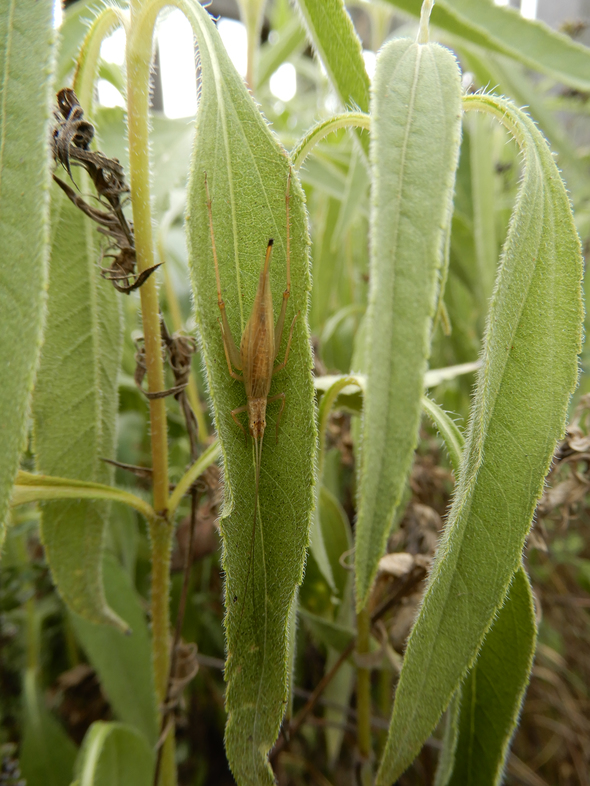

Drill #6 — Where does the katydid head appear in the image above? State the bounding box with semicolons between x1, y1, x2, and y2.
257;238;274;287
247;397;267;440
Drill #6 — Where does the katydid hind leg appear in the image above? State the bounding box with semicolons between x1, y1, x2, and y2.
220;319;244;383
273;311;299;376
273;171;293;358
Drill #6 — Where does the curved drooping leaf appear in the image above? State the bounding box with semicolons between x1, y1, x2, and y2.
74;722;154;786
0;0;54;545
182;3;316;783
70;554;159;746
32;178;124;630
376;94;583;784
383;0;590;91
355;37;462;610
438;565;537;786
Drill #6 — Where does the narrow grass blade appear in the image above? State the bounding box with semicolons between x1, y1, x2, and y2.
376;94;583;784
0;0;54;545
355;37;462;610
181;3;316;783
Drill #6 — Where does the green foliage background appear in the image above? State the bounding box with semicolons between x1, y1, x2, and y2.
1;0;590;785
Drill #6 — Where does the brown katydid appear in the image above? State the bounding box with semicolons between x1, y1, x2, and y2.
205;170;299;623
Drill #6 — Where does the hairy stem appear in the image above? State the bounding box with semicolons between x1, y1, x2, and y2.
73;6;125;107
127;4;175;784
291;112;370;170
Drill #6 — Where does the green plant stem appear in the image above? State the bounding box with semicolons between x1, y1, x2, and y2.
417;0;434;44
168;440;221;517
126;44;169;517
356;605;372;762
130;0;144;17
127;5;175;784
149;516;175;782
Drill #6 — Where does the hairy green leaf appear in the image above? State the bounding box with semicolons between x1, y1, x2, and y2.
0;0;54;545
376;94;583;784
355;37;462;610
70;554;159;746
182;3;316;783
74;722;154;786
32;178;124;629
439;565;537;786
383;0;590;91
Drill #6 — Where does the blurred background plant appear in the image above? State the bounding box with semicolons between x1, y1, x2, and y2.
2;0;590;784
